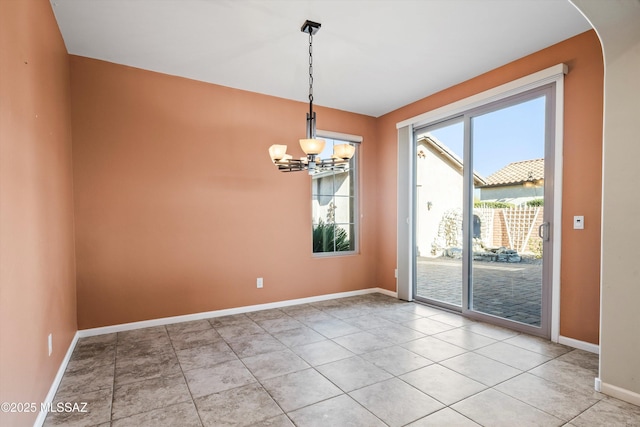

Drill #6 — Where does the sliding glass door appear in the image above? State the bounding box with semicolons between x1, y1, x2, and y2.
414;118;464;309
413;86;554;336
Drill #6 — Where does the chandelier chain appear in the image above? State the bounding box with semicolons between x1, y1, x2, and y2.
308;31;313;104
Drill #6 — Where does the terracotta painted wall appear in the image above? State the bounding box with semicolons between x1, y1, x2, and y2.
375;31;603;344
0;1;77;426
70;56;379;329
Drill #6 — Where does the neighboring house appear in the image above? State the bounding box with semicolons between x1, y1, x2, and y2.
418;148;545;257
415;135;485;257
479;158;544;204
312;169;351;224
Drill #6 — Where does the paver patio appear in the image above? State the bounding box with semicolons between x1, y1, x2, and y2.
416;257;543;326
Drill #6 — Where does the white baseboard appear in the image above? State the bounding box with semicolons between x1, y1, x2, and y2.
600;381;640;406
36;287;395;426
33;332;80;427
558;335;600;354
79;287;396;337
375;287;398;298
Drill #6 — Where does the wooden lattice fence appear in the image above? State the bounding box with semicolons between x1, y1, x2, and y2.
502;206;542;252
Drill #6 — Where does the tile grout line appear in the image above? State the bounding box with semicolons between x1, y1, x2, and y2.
166;325;206;427
250;311;318;419
110;326;196;425
565;399;603;425
264;306;388;425
56;295;615;426
239;302;394;426
480;347;604;424
214;314;296;425
291;303;438;426
109;331;121;425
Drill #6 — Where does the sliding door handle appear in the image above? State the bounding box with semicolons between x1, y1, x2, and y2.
538;222;550;241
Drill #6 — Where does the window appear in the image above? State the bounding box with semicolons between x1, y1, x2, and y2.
312;136;359;254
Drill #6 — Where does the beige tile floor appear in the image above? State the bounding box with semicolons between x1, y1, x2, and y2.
44;293;640;426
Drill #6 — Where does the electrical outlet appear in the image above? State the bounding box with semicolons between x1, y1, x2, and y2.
48;333;52;356
257;277;263;289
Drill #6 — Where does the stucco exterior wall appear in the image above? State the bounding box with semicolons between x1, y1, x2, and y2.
416;142;464;257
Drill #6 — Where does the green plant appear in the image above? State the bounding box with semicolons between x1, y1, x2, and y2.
313;219;351;252
526;198;544;207
474;201;514;208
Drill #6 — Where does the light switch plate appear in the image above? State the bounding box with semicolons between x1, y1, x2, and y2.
573;215;584;229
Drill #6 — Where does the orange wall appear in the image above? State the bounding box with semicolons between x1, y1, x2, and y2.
375;30;603;344
0;1;77;426
70;56;379;329
71;31;603;343
0;7;605;421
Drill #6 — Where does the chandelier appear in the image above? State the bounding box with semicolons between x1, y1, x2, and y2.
268;20;355;175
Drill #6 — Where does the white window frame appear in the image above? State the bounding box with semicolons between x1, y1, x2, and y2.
312;130;362;257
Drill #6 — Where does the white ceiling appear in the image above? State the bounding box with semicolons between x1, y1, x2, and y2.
50;0;591;117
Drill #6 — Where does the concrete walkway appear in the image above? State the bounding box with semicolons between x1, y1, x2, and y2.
416;257;542;326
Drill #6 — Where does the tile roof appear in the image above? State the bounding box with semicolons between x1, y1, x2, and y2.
482;158;544;187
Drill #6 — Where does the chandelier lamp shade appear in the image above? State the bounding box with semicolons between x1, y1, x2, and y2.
268;20;355;174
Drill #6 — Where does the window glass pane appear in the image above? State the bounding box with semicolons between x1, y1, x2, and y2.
333;196;352;224
313;222;335;252
414;119;464;307
313;195;335;224
470;95;546;326
333;224;354;252
312;136;358;254
312;195;328;226
349;223;356;251
313;172;336;197
332;171;350;197
349;165;355;194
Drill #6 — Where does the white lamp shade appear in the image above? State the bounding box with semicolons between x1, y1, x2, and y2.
269;144;287;161
333;144;355;159
299;138;326;155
